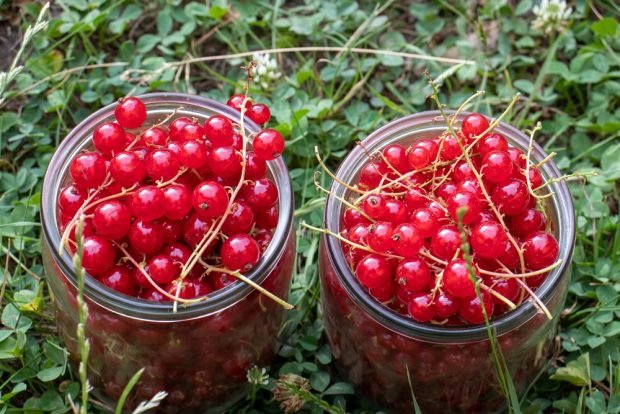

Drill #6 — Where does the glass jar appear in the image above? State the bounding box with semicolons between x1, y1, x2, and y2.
40;93;295;413
319;111;575;413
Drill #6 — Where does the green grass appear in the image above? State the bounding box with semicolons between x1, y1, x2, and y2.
0;0;619;413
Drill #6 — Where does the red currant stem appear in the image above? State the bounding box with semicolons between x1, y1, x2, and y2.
480;259;563;279
429;271;444;297
203;263;293;310
533;151;557;169
301;222;403;260
534;171;597;192
479;283;517;310
514;277;553;320
452;91;486;122
419;249;448;266
125;134;141;151
155;167;189;188
314;146;365;194
524;122;553;201
58;174;114;256
113;242;206;305
151;106;184;129
178;218;218;281
312;174;375;223
429;83;527;273
470;93;521;142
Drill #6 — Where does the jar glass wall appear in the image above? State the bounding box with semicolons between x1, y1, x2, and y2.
319;111;575;413
40;93;295;412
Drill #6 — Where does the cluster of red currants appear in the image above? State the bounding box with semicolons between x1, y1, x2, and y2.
340;113;559;325
58;95;285;301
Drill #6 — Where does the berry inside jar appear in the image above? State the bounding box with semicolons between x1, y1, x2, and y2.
338;112;560;325
58;94;287;304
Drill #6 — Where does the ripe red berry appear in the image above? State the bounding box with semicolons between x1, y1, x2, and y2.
254;205;278;230
404;188;427;211
362;195;387;220
182;213;215;248
415;139;439;160
522;231;559;270
93;122;126;155
358;162;385;189
163;242;192;266
146;255;179;284
145;149;181;181
160;218;182;244
507;147;526;169
93;200;131;240
178;123;206;142
128;220;165;254
222;201;255;235
470;221;508;260
247;103;271;125
245;152;267;180
82;235;116;276
227;94;251;112
461;113;489;139
509;208;545;237
439;136;462;161
528;167;544;189
166;279;211;299
141;127;168;147
114;97;147;129
477;133;508;157
491;179;530;216
452;161;476;182
221;234;261;273
434;293;458;319
355;254;392;289
446;190;482;224
367;222;394;253
130;185;165;221
458;293;494;324
59;185;86;215
180;140;208;169
395;257;430;292
192;181;229;219
481;150;514;184
430;225;462;260
391;223;423;257
207;146;242;178
253;129;285;161
407;145;431;170
110;151;146;186
409;208;440;238
408;293;435;322
443;258;477;299
70;152;107;189
98;265;137;295
204;115;234;147
243;178;278;209
382;144;410;174
162;184;192;220
169;117;193;140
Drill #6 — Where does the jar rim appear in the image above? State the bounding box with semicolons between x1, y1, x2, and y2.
41;92;294;322
324;110;575;342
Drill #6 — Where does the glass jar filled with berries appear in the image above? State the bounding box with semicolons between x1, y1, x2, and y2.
319;111;575;413
40;93;295;412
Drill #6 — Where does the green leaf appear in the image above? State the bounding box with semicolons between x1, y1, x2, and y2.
309;371;330;392
2;304;20;329
137;34;161;53
591;18;619;37
156;11;173;36
551;353;591;387
37;366;65;382
324;382;355;395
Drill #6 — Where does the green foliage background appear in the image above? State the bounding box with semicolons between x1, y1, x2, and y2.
0;0;619;412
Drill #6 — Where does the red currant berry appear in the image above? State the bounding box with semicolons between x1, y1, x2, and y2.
477;133;508;157
204;115;234;147
382;144;411;174
382;199;408;225
430;225;462;260
245;152;267;180
254;205;278;230
146;255;179;284
99;265;137;295
178;123;206;142
163;242;192;266
396;257;430;292
128;220;165;254
93;200;131;240
355;254;392;289
192;181;229;219
498;240;520;269
392;223;423;257
140;288;169;302
509;208;546;238
452;161;476;182
82;235;116;276
93;122;126;155
70;152;107;190
434;293;458;319
242;178;278;209
358;162;385;189
59;185;86;215
167;279;211;299
222;201;255;235
343;208;370;228
481;150;514;184
471;221;508;260
207;146;242;178
247;103;271;125
367;222;394;252
369;282;396;302
254;228;273;252
182;213;215;248
407;145;431;170
443;258;477;299
491;179;530;216
507;147;526;169
488;277;520;302
211;271;236;290
221;234;261;273
436;181;458;202
180;140;208;169
458;293;494;324
130;185;165;221
446;190;482;224
461;113;489;139
439;136;462;161
253;129;284;161
227;94;251;112
160;218;182;244
522;231;559;270
409;208;440;238
141;127;168;147
169;117;193;140
363;195;387;220
528;167;544;189
162;184;192;220
114;97;147;129
110;151;146;186
416;139;439;160
407;293;435;322
404;188;427;211
145;149;181;181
